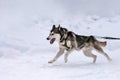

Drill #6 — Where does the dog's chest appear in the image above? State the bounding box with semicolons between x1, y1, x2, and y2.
59;40;72;49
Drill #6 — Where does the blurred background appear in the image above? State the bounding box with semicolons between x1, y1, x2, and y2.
0;1;120;80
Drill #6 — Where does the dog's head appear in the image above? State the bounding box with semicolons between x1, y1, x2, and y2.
47;25;68;44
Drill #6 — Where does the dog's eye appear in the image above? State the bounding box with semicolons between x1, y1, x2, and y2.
51;32;54;35
51;33;54;35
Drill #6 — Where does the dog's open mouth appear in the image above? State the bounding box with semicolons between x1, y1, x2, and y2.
50;38;55;44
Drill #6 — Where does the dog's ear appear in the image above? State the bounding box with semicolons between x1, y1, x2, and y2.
58;24;60;27
58;26;61;31
52;25;56;29
58;24;61;31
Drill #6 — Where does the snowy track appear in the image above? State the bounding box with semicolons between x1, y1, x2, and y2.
0;49;120;80
0;17;120;80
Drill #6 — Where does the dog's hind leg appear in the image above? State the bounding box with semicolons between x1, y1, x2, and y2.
48;48;65;64
83;48;97;63
94;45;112;61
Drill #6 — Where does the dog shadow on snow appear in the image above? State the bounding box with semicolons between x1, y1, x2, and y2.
43;62;107;69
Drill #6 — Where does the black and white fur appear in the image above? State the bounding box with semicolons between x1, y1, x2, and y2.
47;25;112;64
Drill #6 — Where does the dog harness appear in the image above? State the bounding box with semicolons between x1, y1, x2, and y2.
61;36;89;50
61;40;71;50
79;36;90;49
60;30;92;50
82;36;90;43
59;30;70;50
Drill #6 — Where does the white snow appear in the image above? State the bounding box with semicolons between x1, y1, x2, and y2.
0;0;120;80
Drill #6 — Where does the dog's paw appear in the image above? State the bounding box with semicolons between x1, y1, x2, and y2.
108;58;112;62
64;59;68;63
48;60;54;64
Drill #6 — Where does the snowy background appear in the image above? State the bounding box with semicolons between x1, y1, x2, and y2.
0;0;120;80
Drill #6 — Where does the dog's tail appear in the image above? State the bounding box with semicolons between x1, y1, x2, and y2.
94;36;120;40
97;41;107;47
94;36;120;47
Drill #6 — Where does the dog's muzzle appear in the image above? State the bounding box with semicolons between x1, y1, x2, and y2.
46;37;55;44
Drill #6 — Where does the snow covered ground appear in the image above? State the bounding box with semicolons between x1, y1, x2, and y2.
1;0;120;80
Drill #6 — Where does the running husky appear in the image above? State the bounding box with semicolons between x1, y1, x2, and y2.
47;25;112;64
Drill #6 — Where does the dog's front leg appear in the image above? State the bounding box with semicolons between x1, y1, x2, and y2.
64;49;74;63
48;48;65;64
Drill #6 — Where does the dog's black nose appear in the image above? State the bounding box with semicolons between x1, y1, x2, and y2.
46;37;49;40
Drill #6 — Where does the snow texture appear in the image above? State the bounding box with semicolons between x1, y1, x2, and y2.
0;0;120;80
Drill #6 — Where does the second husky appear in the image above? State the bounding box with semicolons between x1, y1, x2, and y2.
47;25;112;63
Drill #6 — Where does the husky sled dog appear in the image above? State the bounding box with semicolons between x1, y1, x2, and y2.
47;25;112;64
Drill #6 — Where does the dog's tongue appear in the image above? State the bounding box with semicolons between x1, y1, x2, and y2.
50;38;55;44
